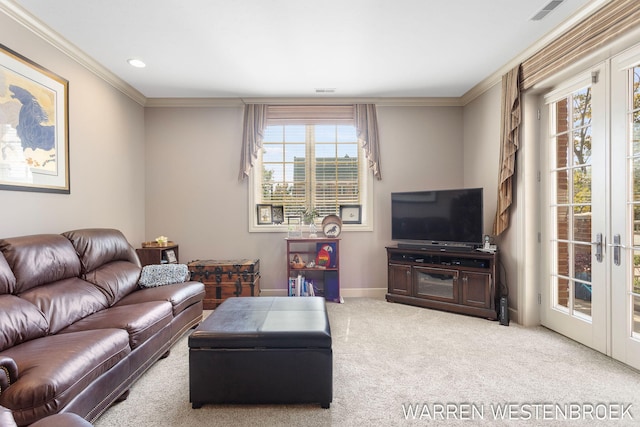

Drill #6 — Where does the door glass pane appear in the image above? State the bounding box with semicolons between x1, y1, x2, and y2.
574;243;592;317
556;206;570;240
632;245;640;336
573;87;592;127
573;128;592;166
556;133;570;168
555;97;570;133
634;207;640;246
573;206;591;243
633;250;640;298
574;279;592;317
556;170;570;204
573;166;591;204
633;111;640;153
633;157;640;202
557;241;570;276
633;69;640;110
574;244;592;277
557;276;569;309
633;295;640;337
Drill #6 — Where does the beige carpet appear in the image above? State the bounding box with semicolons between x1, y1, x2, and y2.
94;298;640;426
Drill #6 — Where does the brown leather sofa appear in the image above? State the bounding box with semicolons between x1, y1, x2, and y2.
0;229;205;426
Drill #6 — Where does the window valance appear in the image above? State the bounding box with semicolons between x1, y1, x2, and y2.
265;105;356;125
521;0;640;90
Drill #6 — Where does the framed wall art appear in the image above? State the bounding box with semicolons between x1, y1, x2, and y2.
271;205;284;224
340;204;362;224
257;204;273;224
0;44;69;193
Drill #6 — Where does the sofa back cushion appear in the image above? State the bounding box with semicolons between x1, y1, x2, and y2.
0;252;16;295
62;228;140;273
0;234;81;294
18;277;109;334
83;261;143;306
0;295;48;352
63;228;141;305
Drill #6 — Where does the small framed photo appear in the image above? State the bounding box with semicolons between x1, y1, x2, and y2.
257;204;273;225
271;205;284;224
287;216;302;238
340;205;362;224
164;249;177;264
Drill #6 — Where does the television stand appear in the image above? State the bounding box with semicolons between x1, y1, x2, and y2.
386;246;499;320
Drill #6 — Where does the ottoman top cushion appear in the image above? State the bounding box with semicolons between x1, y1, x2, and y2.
189;297;331;349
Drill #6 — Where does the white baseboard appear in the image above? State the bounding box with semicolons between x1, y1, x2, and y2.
260;287;387;299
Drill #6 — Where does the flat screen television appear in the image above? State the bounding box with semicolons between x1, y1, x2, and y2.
391;188;483;250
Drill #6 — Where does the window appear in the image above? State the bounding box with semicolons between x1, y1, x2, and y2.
250;123;371;231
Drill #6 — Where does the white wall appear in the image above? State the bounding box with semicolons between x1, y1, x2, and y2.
0;12;146;242
144;104;464;296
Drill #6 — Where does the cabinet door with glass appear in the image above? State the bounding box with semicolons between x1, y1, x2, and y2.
413;266;458;303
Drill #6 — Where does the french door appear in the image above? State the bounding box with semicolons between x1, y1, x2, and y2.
540;45;640;370
610;47;640;370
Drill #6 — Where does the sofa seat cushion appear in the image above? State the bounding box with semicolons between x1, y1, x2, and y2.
0;329;130;424
60;301;173;349
18;278;109;334
115;281;205;316
0;295;48;352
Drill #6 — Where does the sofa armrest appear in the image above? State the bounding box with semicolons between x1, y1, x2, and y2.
0;356;18;394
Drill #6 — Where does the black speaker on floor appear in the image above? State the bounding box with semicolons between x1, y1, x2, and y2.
499;296;509;326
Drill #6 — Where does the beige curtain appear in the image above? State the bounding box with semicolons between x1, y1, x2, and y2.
238;104;267;181
355;104;382;180
494;65;521;236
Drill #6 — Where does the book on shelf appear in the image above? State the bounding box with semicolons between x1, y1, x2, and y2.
288;274;316;297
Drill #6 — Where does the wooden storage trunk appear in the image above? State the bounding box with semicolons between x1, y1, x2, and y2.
188;259;260;309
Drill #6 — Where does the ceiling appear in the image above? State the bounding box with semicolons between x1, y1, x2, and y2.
8;0;599;100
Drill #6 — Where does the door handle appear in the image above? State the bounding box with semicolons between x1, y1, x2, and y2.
593;233;603;263
610;234;622;266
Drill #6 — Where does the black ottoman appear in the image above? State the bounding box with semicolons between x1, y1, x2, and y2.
189;297;332;409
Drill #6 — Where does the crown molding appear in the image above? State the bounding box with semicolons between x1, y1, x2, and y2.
1;0;147;106
144;98;245;108
145;96;464;108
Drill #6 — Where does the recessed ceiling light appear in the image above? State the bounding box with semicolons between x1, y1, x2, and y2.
127;58;146;68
